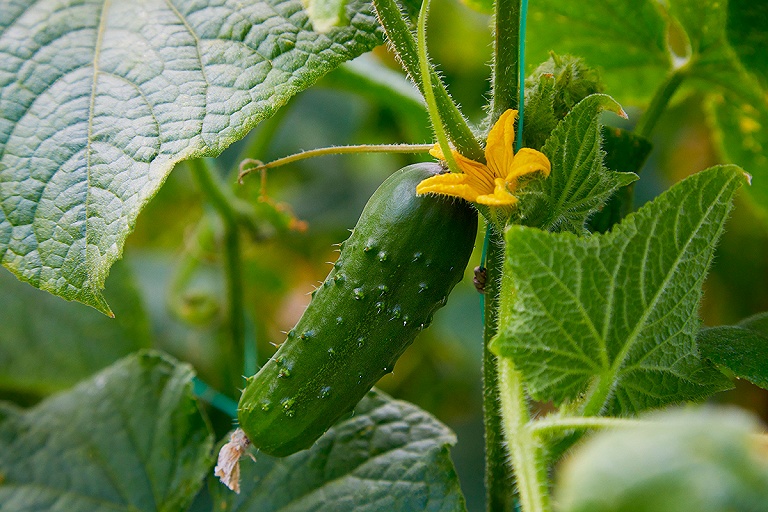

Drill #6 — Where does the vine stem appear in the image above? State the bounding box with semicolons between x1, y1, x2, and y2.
416;0;461;175
189;158;246;390
482;229;515;512
238;144;433;181
634;65;688;139
531;416;646;435
484;0;522;510
371;0;484;161
498;358;550;512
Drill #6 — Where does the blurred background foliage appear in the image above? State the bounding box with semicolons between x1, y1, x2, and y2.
1;0;767;510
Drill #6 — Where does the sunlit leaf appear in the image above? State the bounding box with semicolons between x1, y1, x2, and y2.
518;94;637;233
493;165;747;413
0;0;383;313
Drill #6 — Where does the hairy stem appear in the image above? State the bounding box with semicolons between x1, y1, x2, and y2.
372;0;484;161
417;0;461;174
498;358;550;512
531;416;646;436
189;158;246;390
483;228;515;512
489;0;521;125
239;144;433;181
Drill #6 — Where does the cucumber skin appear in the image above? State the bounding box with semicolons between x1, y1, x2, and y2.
238;163;478;456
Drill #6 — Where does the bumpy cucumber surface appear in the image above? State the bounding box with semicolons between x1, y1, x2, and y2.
238;162;478;456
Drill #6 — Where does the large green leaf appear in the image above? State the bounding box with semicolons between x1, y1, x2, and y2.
525;0;670;102
217;389;467;512
0;0;383;314
492;165;747;414
698;312;768;390
0;351;213;511
518;94;638;234
0;261;150;397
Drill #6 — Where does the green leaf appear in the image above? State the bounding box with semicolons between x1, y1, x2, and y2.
698;312;768;389
0;260;151;397
517;94;638;234
218;389;467;512
556;407;768;512
707;91;768;223
526;0;768;220
0;351;213;511
492;165;747;414
525;0;670;102
726;0;768;88
0;0;383;314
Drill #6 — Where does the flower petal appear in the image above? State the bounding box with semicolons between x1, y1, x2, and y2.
476;178;519;206
430;144;496;193
485;109;518;181
416;172;481;203
505;147;551;186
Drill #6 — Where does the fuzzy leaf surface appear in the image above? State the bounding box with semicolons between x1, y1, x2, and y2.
0;0;383;313
698;312;768;390
0;352;213;511
493;165;746;413
518;94;637;234
218;389;466;512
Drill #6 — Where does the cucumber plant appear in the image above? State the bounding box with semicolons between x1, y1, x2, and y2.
238;163;477;456
2;0;768;511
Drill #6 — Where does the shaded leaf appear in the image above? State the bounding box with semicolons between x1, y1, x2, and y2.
0;260;150;397
216;389;467;512
698;312;768;389
0;351;213;511
525;0;669;102
518;94;637;233
0;0;383;313
726;0;768;88
493;165;747;413
587;126;653;233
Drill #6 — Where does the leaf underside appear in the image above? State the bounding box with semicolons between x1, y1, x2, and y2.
0;0;383;313
493;165;746;414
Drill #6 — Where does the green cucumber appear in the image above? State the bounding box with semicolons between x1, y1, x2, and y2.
237;162;478;456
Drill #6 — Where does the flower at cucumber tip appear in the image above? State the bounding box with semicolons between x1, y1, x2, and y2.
416;109;551;207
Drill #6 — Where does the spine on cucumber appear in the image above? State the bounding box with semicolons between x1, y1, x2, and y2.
238;162;478;456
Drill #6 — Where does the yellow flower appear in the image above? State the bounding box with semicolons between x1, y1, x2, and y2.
416;109;551;206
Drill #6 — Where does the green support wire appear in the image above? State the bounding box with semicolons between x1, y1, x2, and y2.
481;0;528;311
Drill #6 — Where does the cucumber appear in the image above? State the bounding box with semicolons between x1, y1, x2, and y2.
237;162;478;456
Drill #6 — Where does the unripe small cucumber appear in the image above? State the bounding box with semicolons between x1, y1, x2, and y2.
238;163;477;456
